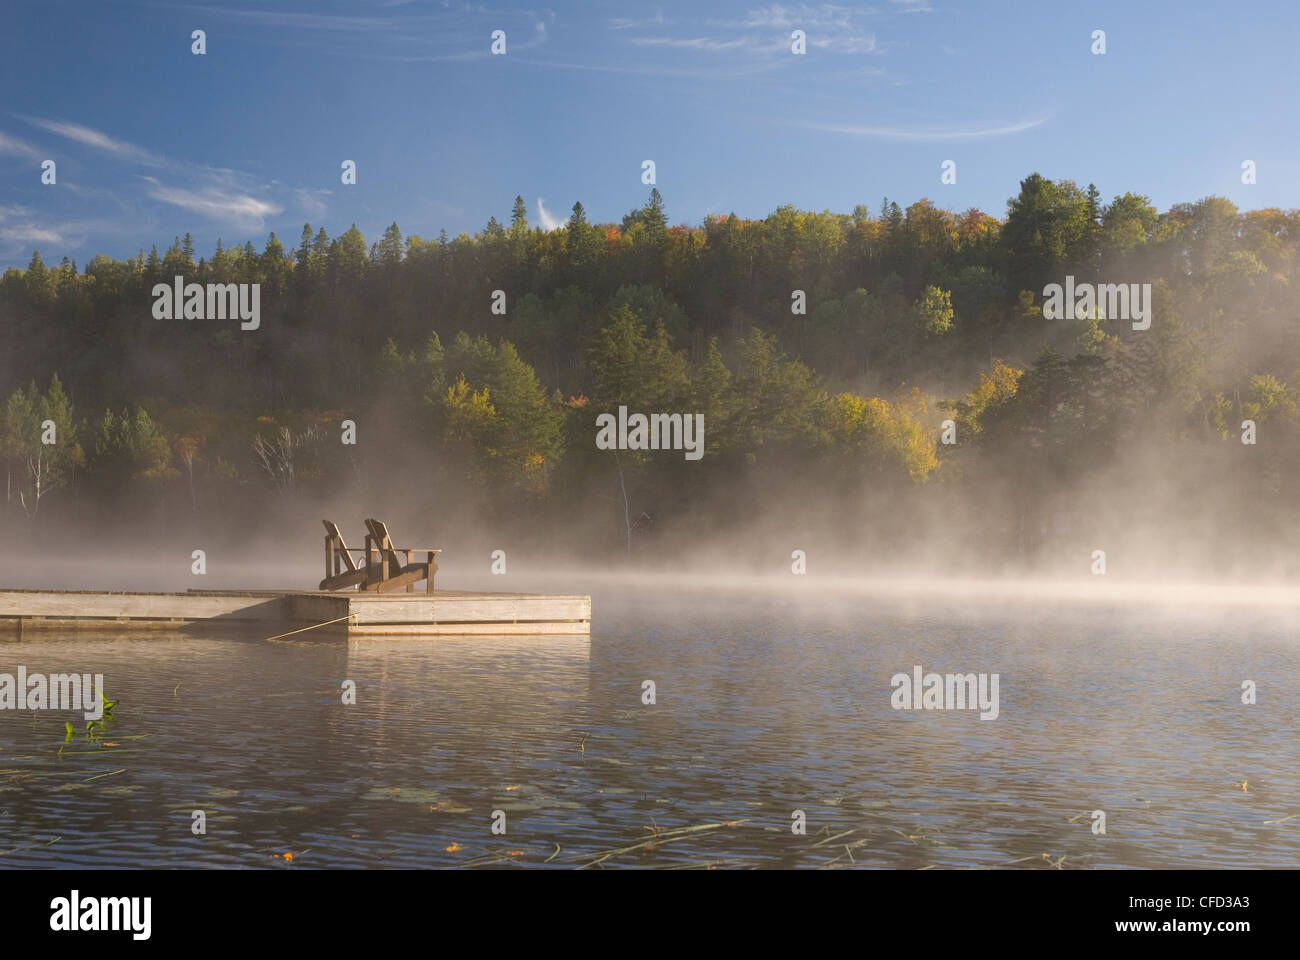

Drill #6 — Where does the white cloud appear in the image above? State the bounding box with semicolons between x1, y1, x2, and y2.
293;188;332;221
536;197;564;231
169;3;551;62
146;183;284;228
0;224;64;246
19;117;163;165
743;4;859;29
171;5;398;32
610;11;668;30
617;6;881;56
0;132;43;162
806;113;1052;141
631;36;751;51
810;32;877;53
0;207;57;246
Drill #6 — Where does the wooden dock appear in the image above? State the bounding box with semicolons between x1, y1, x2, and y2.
0;588;591;637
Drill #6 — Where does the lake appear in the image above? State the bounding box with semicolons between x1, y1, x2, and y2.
2;577;1297;869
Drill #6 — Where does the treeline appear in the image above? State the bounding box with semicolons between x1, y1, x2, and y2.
2;176;1299;573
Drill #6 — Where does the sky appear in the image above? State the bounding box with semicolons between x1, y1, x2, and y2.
0;0;1297;270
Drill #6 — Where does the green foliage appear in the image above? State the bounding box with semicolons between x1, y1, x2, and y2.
5;177;1300;565
729;329;823;457
1;374;82;518
1002;174;1098;286
441;333;564;493
90;406;175;495
916;285;955;336
587;306;689;412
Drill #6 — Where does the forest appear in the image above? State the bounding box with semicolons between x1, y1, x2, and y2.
2;174;1298;578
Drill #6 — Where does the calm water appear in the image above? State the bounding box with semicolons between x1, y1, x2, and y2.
2;584;1298;869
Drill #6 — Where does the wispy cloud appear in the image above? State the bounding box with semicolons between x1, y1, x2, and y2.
18;116;163;165
890;0;934;13
0;224;65;246
610;11;668;30
292;188;333;222
168;2;551;62
742;4;866;29
630;36;751;52
805;113;1053;141
11;112;318;234
536;197;563;231
143;180;283;230
810;33;877;53
512;55;792;80
170;4;402;31
618;5;882;57
0;206;59;246
0;132;44;162
0;205;110;253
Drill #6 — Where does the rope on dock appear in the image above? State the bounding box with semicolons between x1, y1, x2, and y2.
263;614;353;642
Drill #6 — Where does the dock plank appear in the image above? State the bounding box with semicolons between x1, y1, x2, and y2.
0;588;590;636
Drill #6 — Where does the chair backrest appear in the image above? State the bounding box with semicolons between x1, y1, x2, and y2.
322;519;358;572
364;518;405;569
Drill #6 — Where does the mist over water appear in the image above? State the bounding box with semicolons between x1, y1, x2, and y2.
2;0;1298;891
2;580;1297;869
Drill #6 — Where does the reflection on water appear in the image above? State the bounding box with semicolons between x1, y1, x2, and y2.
1;587;1298;869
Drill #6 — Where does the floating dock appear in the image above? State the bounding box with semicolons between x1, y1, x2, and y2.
0;588;591;637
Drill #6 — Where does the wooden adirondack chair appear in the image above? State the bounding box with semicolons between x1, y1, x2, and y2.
320;520;370;590
361;518;440;594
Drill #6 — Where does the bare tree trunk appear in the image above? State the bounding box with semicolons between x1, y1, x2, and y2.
613;450;631;557
184;456;196;517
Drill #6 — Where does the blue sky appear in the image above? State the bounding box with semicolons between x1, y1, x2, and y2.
0;0;1296;270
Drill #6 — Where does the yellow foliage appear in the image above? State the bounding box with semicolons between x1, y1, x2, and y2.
824;389;939;481
443;376;497;441
955;361;1023;437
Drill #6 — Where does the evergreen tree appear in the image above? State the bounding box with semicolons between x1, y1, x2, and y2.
511;195;528;231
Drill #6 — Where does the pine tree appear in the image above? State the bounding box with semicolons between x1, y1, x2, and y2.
297;223;314;265
377;222;404;266
642;188;668;236
312;227;331;268
567;202;598;268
